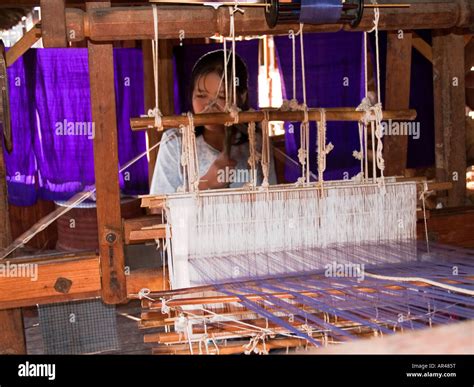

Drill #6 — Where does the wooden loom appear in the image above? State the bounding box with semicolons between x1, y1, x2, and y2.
0;0;472;355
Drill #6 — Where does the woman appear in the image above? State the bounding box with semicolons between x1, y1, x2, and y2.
150;49;277;194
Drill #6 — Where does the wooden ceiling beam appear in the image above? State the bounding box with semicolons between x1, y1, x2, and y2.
58;1;474;43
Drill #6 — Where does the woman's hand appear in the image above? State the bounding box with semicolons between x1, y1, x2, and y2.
199;152;237;190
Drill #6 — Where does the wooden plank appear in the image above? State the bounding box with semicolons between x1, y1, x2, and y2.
64;2;474;42
123;215;165;244
412;32;433;63
0;309;26;354
0;115;26;354
383;30;413;176
87;1;127;304
0;253;101;310
417;206;474;248
40;0;67;48
432;31;466;207
126;267;169;296
5;24;41;67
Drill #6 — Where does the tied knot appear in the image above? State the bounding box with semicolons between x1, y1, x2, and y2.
226;104;241;126
352;150;363;160
325;142;334;155
147;107;163;130
175;313;189;334
280;98;300;112
301;104;309;124
138;288;154;301
297;148;307;165
160;297;170;315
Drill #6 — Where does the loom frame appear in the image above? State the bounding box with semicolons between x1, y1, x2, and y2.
0;0;472;354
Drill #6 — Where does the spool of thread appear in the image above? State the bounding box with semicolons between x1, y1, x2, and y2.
265;0;364;28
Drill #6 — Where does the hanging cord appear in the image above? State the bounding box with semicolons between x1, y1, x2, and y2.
260;110;271;189
223;37;229;111
147;5;163;130
280;29;300;111
228;4;244;110
179;112;200;192
299;23;307;107
353;32;369;181
369;1;385;185
355;2;385;186
247;120;260;188
297;106;310;185
317;108;333;187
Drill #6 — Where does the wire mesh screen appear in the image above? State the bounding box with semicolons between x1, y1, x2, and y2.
38;299;119;354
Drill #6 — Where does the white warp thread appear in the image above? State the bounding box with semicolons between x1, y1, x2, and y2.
165;181;417;288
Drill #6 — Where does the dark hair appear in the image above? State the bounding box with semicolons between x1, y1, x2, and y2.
189;49;250;143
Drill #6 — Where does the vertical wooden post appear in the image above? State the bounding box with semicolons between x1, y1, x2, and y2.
384;30;413;176
87;1;127;304
432;31;466;207
143;39;174;184
0;136;26;354
40;0;68;48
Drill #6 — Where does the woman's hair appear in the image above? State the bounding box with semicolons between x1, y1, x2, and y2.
189;49;250;143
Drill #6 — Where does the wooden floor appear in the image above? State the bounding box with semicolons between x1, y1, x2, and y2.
23;300;159;355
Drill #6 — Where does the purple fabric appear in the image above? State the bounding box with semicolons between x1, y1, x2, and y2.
3;48;148;206
2;50;38;205
173;40;260;113
274;32;364;182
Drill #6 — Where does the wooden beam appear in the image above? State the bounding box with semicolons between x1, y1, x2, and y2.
87;1;127;304
5;24;41;67
0;253;101;310
412;32;433;63
0;309;26;354
123;215;166;244
383;30;413;176
131;108;418;131
64;1;474;42
0;143;26;354
432;31;467;207
41;0;68;47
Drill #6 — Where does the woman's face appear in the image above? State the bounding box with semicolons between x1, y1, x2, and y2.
192;72;226;131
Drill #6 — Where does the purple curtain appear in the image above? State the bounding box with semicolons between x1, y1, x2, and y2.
3;48;148;206
274;31;364;182
173;40;260;113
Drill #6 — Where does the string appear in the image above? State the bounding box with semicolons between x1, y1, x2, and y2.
0;133;177;260
299;23;307;107
247;120;260;188
179;112;200;192
260;110;271;188
420;181;431;253
147;5;163;130
317;108;333;187
223;38;229;110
